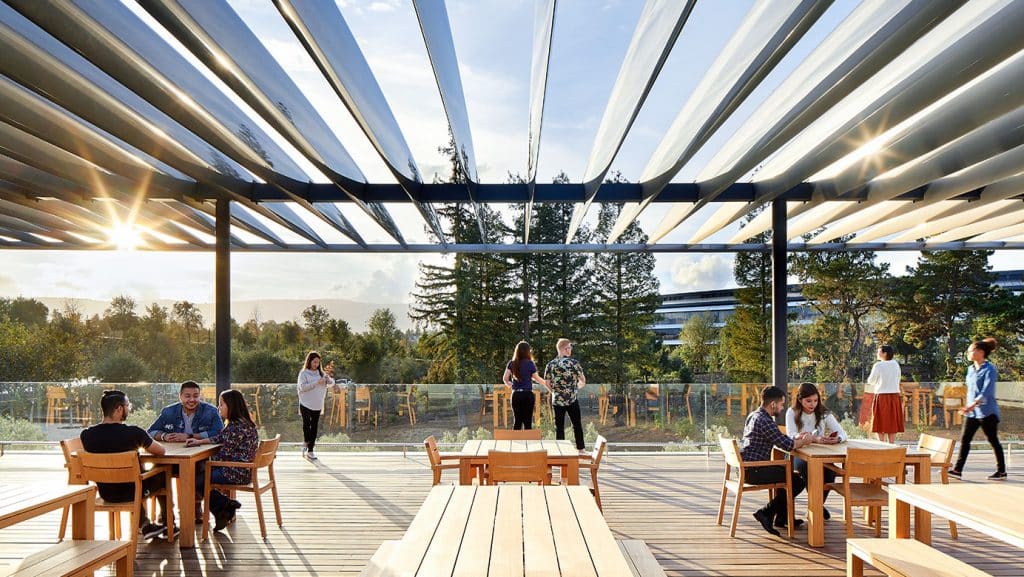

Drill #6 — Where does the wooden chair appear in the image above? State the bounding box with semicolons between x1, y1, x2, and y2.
598;385;610;425
77;449;175;556
202;434;282;540
399;385;417;426
916;433;958;539
493;429;542;440
46;385;68;425
201;386;218;405
485;450;550;485
666;384;692;425
716;436;794;538
941;385;967;428
580;435;608;511
722;384;743;416
355;386;372;424
424;435;462;485
825;446;906;537
327;386;347;428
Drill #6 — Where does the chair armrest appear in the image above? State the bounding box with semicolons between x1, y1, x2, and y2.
438;454;462;461
823;463;845;476
207;460;255;470
140;465;171;480
741;460;788;468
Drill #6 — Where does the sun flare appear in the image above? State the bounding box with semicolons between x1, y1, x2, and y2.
107;224;146;251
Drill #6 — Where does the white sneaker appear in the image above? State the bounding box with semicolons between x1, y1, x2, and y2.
307;450;318;460
302;447;308;459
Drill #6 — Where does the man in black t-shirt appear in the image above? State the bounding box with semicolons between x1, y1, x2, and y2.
80;390;171;540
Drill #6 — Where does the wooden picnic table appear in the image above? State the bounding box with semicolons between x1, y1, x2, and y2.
458;439;582;486
0;484;95;539
792;439;931;547
363;484;634;577
889;483;1024;548
141;442;219;548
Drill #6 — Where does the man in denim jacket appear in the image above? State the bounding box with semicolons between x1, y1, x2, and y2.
148;381;224;442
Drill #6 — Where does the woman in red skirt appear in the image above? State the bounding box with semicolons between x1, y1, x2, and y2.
866;345;903;443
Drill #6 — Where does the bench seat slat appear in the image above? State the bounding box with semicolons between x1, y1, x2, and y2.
848;538;992;577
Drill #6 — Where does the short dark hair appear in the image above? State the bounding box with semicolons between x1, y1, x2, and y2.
100;390;128;417
761;386;785;404
180;380;200;393
879;345;894;360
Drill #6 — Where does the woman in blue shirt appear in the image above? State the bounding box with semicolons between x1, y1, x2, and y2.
502;341;548;430
950;337;1006;480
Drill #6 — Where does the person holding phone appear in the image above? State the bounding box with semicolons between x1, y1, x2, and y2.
786;382;847;520
297;351;333;460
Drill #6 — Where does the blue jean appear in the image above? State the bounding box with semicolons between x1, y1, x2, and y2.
195;468;233;515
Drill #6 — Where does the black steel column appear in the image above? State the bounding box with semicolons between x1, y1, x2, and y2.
215;197;231;395
771;198;788;394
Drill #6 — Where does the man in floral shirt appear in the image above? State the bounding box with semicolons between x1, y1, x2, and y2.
544;338;587;451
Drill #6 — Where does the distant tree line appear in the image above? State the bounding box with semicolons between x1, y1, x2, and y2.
674;215;1024;389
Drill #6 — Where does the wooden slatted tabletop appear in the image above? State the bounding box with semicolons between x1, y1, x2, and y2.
0;483;95;540
458;440;582;485
888;483;1024;548
366;484;634;577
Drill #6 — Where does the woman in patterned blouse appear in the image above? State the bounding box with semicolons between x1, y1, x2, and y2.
186;389;259;531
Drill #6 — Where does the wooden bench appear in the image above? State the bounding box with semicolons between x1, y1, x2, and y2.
358;540;399;577
847;538;991;577
8;540;132;577
618;539;667;577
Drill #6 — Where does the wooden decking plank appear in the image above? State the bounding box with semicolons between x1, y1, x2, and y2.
567;486;634;577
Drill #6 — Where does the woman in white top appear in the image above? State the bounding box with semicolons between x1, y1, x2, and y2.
297;351;333;460
786;382;845;520
866;345;903;443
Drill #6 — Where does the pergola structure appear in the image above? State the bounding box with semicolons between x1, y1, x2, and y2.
1;0;1023;392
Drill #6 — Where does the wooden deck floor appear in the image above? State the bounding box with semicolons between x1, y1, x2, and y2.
0;449;1019;576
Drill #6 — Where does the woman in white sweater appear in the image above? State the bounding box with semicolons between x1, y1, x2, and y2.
866;345;903;443
786;382;846;520
297;351;333;460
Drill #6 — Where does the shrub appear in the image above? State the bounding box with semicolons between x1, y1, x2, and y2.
92;352;151;382
584;421;600;444
839;413;868;439
0;416;46;442
125;408;158;430
233;350;294;383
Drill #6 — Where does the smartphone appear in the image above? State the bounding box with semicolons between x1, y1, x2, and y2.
828;431;839;439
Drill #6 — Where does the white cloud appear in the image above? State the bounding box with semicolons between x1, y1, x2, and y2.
367;2;397;13
667;254;734;292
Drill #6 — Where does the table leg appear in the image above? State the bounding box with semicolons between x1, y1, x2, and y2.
459;459;472;485
565;459;579;485
888;491;911;539
493;391;499;429
71;493;95;539
911;457;932;544
178;459;198;548
807;458;825;547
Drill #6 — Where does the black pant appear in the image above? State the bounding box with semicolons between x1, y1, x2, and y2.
511;390;534;430
554;401;585;450
954;414;1005;473
745;465;806;522
300;404;321;451
793;456;834;506
100;473;169;527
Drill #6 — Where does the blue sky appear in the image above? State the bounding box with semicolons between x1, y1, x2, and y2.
0;0;1016;313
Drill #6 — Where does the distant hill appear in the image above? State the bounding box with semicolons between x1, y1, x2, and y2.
33;297;412;332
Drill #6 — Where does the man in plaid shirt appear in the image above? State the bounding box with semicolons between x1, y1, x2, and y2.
741;386;812;536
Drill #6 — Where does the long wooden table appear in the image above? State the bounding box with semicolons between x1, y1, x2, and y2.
889;484;1024;548
792;439;931;547
457;439;582;485
364;484;634;577
0;484;95;539
141;442;219;548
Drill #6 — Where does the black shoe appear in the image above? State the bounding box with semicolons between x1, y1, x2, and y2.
823;507;831;521
775;517;804;529
948;468;962;479
988;471;1007;480
141;522;167;540
213;510;231;532
228;499;242;511
752;510;781;536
